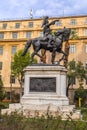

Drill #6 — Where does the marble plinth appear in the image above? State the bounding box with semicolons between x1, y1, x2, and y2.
1;65;81;119
21;65;69;106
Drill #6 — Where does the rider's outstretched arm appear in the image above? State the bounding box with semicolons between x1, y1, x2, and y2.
48;20;59;27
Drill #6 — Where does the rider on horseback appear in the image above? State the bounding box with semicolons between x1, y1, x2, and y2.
41;16;59;48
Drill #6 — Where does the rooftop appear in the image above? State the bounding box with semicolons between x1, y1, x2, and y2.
0;13;87;22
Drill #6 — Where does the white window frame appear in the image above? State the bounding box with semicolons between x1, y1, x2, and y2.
28;22;33;28
39;31;43;37
12;46;17;54
56;21;62;26
70;19;77;25
15;23;20;28
12;32;18;39
70;44;76;53
0;46;3;55
2;23;7;29
0;33;4;39
26;32;32;38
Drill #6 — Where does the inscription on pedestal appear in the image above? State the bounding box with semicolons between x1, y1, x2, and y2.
30;77;56;92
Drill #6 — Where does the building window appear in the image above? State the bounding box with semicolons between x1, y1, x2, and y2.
26;32;32;38
15;23;20;28
56;21;62;26
12;32;18;39
28;22;33;28
2;23;7;29
70;19;77;25
12;46;16;54
0;46;3;55
86;44;87;53
0;33;4;39
39;31;43;37
10;75;15;83
70;44;76;53
85;29;87;36
0;62;2;70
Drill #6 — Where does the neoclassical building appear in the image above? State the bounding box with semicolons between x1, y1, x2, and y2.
0;15;87;96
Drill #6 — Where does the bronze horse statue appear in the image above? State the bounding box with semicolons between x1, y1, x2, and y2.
22;28;71;64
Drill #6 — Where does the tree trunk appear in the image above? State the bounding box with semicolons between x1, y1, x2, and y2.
20;82;22;99
10;83;12;102
18;77;23;99
66;83;71;97
64;41;70;68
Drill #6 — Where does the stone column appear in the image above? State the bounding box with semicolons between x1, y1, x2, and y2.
56;74;61;96
60;74;66;97
24;74;29;95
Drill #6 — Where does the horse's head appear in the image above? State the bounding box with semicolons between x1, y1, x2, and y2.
63;28;71;41
54;28;71;41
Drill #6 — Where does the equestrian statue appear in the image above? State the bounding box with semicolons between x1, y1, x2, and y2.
22;16;71;65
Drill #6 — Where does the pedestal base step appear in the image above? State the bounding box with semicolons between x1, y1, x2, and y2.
1;103;81;120
21;94;69;106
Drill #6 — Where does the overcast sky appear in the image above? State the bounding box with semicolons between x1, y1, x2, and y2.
0;0;87;20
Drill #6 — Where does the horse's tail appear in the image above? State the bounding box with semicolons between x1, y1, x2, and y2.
22;40;32;56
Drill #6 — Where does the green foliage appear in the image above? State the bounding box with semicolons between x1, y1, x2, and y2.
51;30;56;35
12;49;37;97
75;61;87;87
74;88;87;100
0;112;27;130
0;112;87;130
12;49;32;78
10;91;20;103
67;60;76;85
81;108;87;120
0;102;9;111
74;88;87;107
67;60;87;87
67;60;87;98
70;29;79;40
12;49;37;79
0;79;5;101
68;59;76;70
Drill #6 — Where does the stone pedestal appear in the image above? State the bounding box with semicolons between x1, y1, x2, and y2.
21;65;69;106
1;65;81;119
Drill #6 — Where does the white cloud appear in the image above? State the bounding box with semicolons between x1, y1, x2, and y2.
0;0;87;19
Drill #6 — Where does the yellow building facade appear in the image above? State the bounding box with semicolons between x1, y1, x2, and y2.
0;15;87;94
